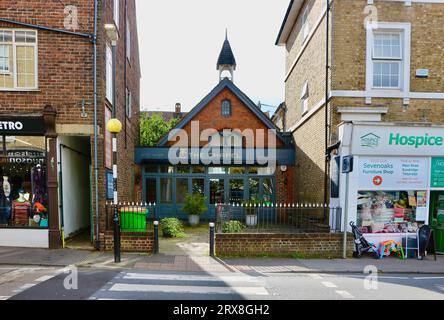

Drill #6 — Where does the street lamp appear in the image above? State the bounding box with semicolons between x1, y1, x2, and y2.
105;23;121;263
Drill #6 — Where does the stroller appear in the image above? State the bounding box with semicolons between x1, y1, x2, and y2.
350;221;377;258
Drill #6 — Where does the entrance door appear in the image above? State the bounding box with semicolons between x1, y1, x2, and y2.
145;177;157;204
210;178;225;204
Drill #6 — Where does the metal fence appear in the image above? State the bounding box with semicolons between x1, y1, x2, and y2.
214;203;342;234
105;202;157;232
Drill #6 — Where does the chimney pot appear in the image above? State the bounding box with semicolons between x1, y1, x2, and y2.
175;103;181;113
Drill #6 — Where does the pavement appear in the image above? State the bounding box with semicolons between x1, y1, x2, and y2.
0;225;442;274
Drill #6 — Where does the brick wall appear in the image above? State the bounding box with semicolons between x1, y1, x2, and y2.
101;231;154;253
215;233;353;258
0;0;141;248
167;88;284;148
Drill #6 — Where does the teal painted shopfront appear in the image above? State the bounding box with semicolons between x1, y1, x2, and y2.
141;165;278;220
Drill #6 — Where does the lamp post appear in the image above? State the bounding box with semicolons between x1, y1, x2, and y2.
104;23;121;263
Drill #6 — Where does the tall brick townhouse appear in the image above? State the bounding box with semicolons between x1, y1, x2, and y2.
275;0;444;243
0;0;140;249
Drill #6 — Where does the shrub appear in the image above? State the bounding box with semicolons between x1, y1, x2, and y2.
222;220;245;233
183;193;208;216
160;218;185;238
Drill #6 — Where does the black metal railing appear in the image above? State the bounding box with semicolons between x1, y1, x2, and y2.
214;203;342;234
105;202;157;232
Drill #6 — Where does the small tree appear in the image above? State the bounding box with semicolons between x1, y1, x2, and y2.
183;194;208;216
140;113;179;147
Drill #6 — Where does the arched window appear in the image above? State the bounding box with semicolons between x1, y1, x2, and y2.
221;99;232;117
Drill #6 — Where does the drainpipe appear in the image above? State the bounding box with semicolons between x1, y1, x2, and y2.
323;0;331;222
93;0;100;250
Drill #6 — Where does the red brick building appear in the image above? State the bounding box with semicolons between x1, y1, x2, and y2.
135;36;295;219
0;0;140;249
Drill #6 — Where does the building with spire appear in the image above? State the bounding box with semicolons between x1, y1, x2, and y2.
134;34;296;220
217;31;237;82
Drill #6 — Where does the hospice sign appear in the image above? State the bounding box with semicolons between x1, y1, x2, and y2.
358;157;428;189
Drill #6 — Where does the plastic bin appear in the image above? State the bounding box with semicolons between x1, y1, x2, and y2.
119;207;148;232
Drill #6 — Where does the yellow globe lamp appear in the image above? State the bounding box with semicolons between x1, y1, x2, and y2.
107;118;122;134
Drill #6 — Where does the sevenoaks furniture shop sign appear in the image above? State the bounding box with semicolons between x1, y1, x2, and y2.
358;157;428;190
352;124;444;156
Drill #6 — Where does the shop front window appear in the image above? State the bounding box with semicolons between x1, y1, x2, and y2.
262;178;274;203
0;135;48;228
192;178;204;195
160;178;173;204
176;178;188;203
229;179;244;204
249;178;260;201
357;190;426;234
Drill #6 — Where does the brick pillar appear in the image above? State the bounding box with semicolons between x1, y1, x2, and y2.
44;105;61;249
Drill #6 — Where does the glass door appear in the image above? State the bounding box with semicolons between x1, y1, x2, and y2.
210;178;225;204
145;177;157;204
229;179;245;204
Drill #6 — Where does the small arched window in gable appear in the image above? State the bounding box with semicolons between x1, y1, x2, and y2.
221;99;232;117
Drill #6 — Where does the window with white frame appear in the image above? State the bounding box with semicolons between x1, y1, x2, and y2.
302;5;310;41
366;22;411;93
106;44;113;103
126;14;131;60
0;29;38;90
300;81;309;115
372;32;402;88
125;87;132;118
113;0;120;29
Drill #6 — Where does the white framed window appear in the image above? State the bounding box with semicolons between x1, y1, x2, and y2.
113;0;120;29
125;87;132;118
106;44;113;103
366;22;411;93
302;5;310;41
0;29;38;90
300;81;309;115
126;14;131;61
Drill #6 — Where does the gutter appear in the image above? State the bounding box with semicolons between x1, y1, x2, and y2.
0;18;92;40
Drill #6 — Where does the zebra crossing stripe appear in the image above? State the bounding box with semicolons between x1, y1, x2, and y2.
109;283;269;296
123;273;259;283
335;290;354;299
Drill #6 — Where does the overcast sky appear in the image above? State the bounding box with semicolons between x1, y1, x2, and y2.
136;0;289;114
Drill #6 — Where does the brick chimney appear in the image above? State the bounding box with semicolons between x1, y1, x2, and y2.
175;103;181;114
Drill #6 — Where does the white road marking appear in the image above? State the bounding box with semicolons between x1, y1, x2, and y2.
321;281;338;288
35;275;55;282
19;283;36;290
413;277;444;280
123;273;259;283
308;274;323;280
109;283;269;296
0;296;10;300
335;290;355;299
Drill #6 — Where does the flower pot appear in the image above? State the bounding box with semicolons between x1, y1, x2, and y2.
188;214;200;227
246;214;258;227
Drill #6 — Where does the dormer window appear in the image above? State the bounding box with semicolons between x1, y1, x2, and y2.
221;100;232;117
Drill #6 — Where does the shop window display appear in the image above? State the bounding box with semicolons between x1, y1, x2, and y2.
0;136;48;228
357;190;425;234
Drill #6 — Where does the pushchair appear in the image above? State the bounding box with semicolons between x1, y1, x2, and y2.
350;221;377;258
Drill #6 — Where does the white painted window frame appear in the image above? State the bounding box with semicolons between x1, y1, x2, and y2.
0;29;38;91
126;87;132;118
366;22;411;95
113;0;120;30
126;14;131;61
302;5;310;42
106;44;113;104
300;81;309;115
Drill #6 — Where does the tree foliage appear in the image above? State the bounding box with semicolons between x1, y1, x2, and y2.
140;113;179;147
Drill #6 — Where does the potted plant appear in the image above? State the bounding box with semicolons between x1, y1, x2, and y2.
242;199;262;227
183;193;208;227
